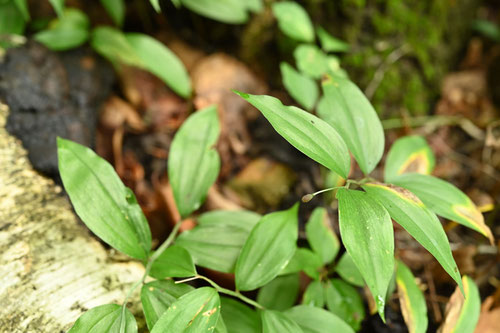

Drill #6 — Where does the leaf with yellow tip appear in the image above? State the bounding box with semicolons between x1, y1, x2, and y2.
439;276;480;333
396;261;427;333
362;183;463;293
392;173;494;244
385;136;435;182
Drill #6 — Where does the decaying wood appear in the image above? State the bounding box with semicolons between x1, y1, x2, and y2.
0;103;145;332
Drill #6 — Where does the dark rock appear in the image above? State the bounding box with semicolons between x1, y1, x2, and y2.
0;41;114;175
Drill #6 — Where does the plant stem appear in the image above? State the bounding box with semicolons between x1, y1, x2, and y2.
122;221;182;306
149;221;182;265
179;275;264;310
302;185;346;202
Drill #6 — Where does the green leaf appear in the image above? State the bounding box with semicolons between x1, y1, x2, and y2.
180;0;249;24
49;0;65;17
175;210;260;273
279;248;323;280
441;276;480;332
362;183;463;293
197;210;261;231
318;75;384;174
13;0;29;21
257;274;300;311
100;0;125;26
261;310;303;333
150;0;161;12
272;1;314;42
280;62;318;111
335;252;365;287
220;297;261;333
34;8;89;51
316;26;350;53
168;105;220;218
91;26;143;67
126;33;192;98
141;280;194;331
472;19;500;42
245;0;262;13
92;28;192;98
336;188;394;321
305;207;340;264
149;245;196;279
57;138;151;260
293;44;329;79
0;1;26;35
392;173;493;243
325;55;345;76
396;261;428;333
384;135;435;182
68;304;137;333
234;92;350;178
302;280;325;307
235;204;299;291
151;287;220;333
215;316;228;333
324;279;365;330
285;305;355;333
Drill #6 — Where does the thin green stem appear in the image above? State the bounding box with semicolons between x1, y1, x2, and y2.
302;185;346;202
181;275;264;310
122;221;183;307
149;221;182;264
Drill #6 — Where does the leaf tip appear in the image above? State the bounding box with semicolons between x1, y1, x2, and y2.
232;90;250;99
376;294;387;323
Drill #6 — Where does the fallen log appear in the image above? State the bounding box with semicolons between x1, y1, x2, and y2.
0;103;145;332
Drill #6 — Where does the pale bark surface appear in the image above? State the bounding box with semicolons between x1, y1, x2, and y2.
0;104;145;332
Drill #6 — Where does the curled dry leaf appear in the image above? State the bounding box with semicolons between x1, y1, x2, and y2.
439;276;480;333
100;96;145;132
227;157;297;211
117;66;189;131
474;296;500;333
192;53;266;176
166;38;206;73
204;185;244;211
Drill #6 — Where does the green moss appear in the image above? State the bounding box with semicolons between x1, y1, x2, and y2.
337;0;479;117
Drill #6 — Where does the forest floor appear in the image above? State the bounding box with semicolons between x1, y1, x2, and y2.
0;1;499;332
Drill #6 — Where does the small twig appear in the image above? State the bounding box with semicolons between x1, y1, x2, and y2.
435;136;500;182
365;44;410;99
424;266;442;323
381;115;485;140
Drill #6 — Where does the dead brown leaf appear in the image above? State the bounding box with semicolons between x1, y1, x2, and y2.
100;96;145;132
192;53;266;177
474;296;500;333
438;285;465;332
227;157;296;212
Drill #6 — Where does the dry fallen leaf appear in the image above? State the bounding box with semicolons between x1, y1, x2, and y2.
100;96;145;132
439;276;480;333
227;157;296;212
474;296;500;333
192;53;267;177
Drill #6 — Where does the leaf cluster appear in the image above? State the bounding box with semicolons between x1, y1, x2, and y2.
49;1;489;332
